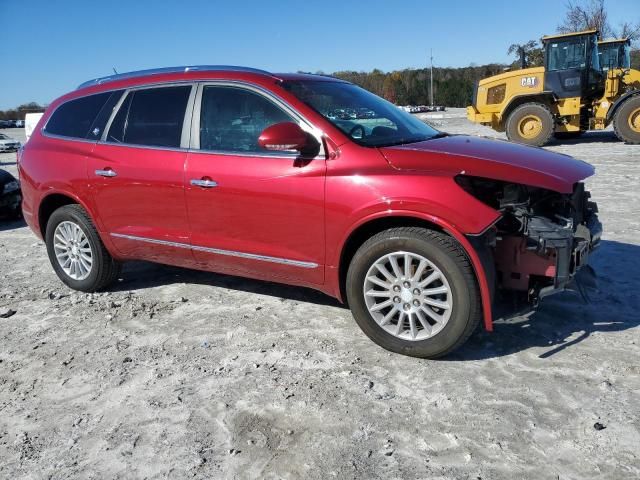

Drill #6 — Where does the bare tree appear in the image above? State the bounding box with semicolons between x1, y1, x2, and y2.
617;21;640;43
557;0;612;38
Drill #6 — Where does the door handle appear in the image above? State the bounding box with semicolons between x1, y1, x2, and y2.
95;169;117;178
190;179;218;188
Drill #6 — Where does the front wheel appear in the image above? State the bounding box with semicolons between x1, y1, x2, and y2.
45;204;121;292
346;227;481;359
613;95;640;144
505;103;554;146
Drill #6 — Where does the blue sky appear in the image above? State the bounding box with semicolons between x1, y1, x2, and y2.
1;0;638;109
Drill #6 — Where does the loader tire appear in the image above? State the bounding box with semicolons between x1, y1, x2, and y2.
506;103;554;147
613;95;640;144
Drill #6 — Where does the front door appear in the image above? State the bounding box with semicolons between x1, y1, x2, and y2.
184;84;326;286
87;84;195;266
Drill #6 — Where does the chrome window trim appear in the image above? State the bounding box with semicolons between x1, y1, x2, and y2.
39;79;328;159
41;89;121;143
181;85;198;149
100;88;131;142
100;83;196;148
191;80;326;159
110;233;318;269
40;131;102;145
187;148;297;160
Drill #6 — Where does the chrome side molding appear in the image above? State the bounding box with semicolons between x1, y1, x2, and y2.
110;233;319;269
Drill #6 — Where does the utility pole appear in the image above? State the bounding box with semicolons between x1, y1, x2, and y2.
429;49;434;107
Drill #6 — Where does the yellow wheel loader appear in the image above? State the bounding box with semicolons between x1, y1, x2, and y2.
598;38;631;71
467;30;640;146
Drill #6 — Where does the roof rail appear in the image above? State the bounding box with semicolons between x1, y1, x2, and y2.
77;65;273;89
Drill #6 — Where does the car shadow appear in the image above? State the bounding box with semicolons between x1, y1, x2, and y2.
112;260;344;308
449;239;640;360
0;217;26;231
548;130;619;145
108;240;639;360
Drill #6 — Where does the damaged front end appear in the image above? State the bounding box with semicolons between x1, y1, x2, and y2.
457;175;602;317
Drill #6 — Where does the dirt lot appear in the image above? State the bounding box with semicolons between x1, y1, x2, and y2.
1;115;639;479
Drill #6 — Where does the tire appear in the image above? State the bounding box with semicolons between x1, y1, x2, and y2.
613;95;640;144
45;204;121;292
346;227;481;359
505;103;554;146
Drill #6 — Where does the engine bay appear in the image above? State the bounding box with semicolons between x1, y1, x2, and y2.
457;175;602;306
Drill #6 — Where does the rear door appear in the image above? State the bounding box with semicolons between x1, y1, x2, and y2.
87;84;196;265
184;83;326;285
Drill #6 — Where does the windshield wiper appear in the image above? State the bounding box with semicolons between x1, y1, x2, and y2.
424;132;449;140
373;133;448;148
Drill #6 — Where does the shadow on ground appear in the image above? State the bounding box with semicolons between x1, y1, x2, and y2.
450;240;640;360
548;130;619;145
107;239;639;360
114;260;343;308
0;217;25;232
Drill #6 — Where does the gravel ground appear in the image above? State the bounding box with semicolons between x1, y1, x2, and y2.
1;115;639;479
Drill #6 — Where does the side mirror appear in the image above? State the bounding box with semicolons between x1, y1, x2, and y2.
258;122;308;152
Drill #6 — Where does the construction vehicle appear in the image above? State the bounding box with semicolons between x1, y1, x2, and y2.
467;30;640;146
598;38;631;71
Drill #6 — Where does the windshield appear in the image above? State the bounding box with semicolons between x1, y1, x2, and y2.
282;80;440;147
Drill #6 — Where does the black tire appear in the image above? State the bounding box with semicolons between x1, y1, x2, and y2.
613;95;640;144
346;227;481;359
505;103;554;146
45;204;121;292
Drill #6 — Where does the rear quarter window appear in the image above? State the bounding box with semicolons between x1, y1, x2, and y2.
44;92;114;139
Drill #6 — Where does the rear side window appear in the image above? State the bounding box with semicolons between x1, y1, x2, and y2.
107;86;191;148
45;92;113;139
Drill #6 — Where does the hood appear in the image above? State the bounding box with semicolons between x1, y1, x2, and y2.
379;135;594;193
478;66;544;87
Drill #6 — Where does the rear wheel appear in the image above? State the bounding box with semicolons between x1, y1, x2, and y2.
346;227;481;359
613;95;640;144
45;204;121;292
506;103;554;146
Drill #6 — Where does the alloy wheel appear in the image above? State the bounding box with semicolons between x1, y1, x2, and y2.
53;221;93;280
363;251;452;341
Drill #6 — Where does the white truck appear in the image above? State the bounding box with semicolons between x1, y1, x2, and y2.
25;112;44;140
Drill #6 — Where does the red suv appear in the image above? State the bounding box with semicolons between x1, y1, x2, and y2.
18;66;601;358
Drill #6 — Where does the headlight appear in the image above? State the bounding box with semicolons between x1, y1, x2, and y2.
3;180;19;193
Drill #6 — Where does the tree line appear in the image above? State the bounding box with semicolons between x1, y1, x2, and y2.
332;65;506;108
0;102;46;121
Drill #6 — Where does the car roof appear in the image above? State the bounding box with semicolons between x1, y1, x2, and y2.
76;65;346;91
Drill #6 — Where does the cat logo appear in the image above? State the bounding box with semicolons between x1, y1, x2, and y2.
521;76;538;88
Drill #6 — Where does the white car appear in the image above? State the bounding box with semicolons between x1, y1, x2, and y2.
0;133;21;152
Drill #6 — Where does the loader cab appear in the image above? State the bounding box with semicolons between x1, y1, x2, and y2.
598;38;631;71
542;30;604;100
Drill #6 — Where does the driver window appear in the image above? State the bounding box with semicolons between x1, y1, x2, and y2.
199;86;294;153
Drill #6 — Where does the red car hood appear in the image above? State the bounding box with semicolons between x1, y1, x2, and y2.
379;135;594;193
